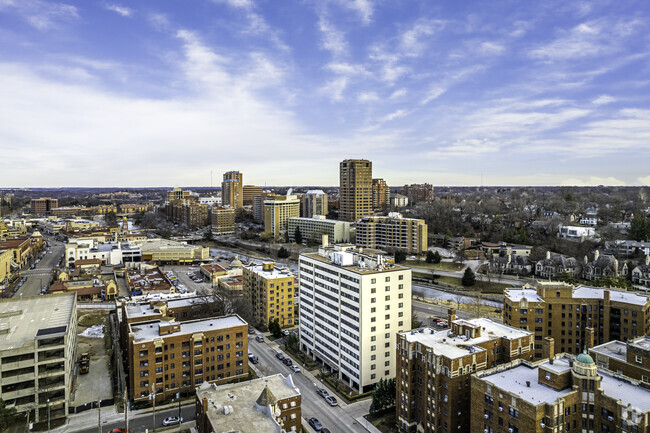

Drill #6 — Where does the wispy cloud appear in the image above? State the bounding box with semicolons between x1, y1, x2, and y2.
592;95;616;105
212;0;288;50
400;19;445;56
322;77;348;101
105;4;133;17
357;92;379;102
318;16;348;58
0;0;78;30
335;0;373;24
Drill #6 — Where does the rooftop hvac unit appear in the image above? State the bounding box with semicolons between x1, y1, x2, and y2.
484;414;489;419
498;407;503;411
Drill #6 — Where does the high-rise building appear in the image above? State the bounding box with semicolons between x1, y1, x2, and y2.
355;212;428;253
396;311;533;433
222;171;243;209
401;183;434;204
211;207;235;235
30;197;58;215
302;190;328;218
263;195;300;240
182;202;210;228
243;262;295;328
372;178;389;211
253;192;276;223
471;348;650;433
0;293;77;424
503;281;650;359
299;244;411;392
126;315;248;403
339;159;373;222
242;185;262;205
166;188;192;202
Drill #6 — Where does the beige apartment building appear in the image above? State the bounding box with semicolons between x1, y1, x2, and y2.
196;374;301;433
0;293;77;423
299;244;411;392
287;215;350;244
211;206;235;235
222;171;243;209
302;190;328;218
30;197;58;215
263;195;300;240
167;187;192;202
355;212;428;254
504;282;650;359
340;159;373;222
396;311;533;433
471;347;650;433
242;185;262;204
126;315;248;402
243;262;295;328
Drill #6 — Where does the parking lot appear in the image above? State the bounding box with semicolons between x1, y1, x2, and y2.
160;265;212;295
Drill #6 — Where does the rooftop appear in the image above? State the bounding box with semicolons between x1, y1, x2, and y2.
124;296;211;319
303;247;404;275
246;263;294;279
590;340;627;362
401;318;531;360
572;286;648;306
0;293;76;350
130;315;246;343
599;371;650;412
504;288;543;303
196;374;299;433
628;336;650;351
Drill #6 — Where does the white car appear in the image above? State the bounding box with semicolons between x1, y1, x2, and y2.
289;365;300;373
162;416;183;426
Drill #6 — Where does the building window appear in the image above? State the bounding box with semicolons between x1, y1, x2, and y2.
636;355;643;364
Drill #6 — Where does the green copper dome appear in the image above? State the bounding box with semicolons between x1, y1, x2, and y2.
576;351;594;365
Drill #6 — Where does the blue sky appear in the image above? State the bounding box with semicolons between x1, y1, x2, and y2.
1;0;649;187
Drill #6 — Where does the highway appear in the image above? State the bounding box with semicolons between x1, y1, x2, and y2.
249;335;370;433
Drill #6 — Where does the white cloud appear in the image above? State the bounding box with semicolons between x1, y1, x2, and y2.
357;92;379;102
389;88;407;99
478;41;505;56
0;0;78;30
399;19;444;56
318;17;348;57
560;177;626;186
421;87;446;104
592;95;616;105
336;0;373;24
322;77;348;101
326;62;366;76
380;109;408;122
148;12;171;32
105;4;133;17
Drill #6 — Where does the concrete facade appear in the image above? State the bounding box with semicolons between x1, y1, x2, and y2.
355;213;428;254
340;159;373;222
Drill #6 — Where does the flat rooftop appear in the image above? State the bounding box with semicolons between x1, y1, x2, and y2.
401;318;531;360
481;359;574;405
124;296;210;319
246;263;294;279
302;251;404;275
130;315;246;343
0;293;76;350
628;336;650;351
197;374;299;433
572;286;648;306
504;288;543;302
599;371;650;412
590;340;627;362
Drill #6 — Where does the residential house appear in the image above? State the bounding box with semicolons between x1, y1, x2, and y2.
534;251;579;279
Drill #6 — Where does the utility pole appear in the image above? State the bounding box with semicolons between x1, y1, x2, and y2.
124;389;129;432
98;398;101;433
177;392;181;432
151;384;156;433
47;399;50;433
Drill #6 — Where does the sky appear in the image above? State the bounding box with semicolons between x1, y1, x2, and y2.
1;0;649;188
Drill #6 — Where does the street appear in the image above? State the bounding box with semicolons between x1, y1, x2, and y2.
15;237;64;297
72;404;195;433
249;335;371;433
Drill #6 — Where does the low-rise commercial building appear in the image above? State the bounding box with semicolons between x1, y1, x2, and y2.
0;293;77;423
471;350;650;433
287;216;350;244
0;237;33;267
195;374;301;433
131;239;209;264
211;207;235;235
355;213;428;254
127;315;248;402
65;240;141;266
299;244;411;392
396;313;533;433
390;193;408;209
504;281;650;359
125;266;174;296
0;249;12;286
243;262;295;328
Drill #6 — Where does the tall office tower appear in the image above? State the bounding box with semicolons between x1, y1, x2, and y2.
339;159;373;222
371;178;389;211
302;190;328;218
299;244;411;392
263;195;301;240
222;171;243;209
242;185;262;205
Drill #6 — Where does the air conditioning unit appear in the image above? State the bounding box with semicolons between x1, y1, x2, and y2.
508;429;513;433
484;414;489;419
608;416;614;421
498;407;503;412
540;422;545;428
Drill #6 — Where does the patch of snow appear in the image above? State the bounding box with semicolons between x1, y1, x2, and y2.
79;325;104;338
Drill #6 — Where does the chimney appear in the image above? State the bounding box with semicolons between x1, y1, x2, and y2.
543;337;555;360
584;255;588;265
585;327;595;350
594;250;600;261
448;309;456;325
646;255;649;266
322;234;329;248
604;290;610;304
546;250;551;260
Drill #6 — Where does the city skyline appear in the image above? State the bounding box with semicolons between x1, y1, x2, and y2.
1;0;649;187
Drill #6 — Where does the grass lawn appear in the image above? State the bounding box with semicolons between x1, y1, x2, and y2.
405;260;465;271
435;276;510;293
367;411;399;433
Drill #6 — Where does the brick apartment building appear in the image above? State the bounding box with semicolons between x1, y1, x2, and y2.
504;281;650;359
396;311;533;433
126;315;248;402
589;335;650;384
30;197;58;215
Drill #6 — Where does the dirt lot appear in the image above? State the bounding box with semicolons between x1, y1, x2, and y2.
73;310;114;405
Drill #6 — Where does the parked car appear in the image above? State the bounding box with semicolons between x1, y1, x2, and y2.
308;417;323;432
276;352;285;361
162;416;183;426
255;335;264;343
249;356;259;364
281;330;290;336
283;358;292;366
325;396;338;406
106;428;129;433
321;429;331;433
289;365;300;373
316;388;329;398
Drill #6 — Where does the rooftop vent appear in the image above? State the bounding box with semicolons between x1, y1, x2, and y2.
526;381;530;387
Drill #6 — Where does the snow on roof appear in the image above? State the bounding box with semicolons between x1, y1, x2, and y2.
629;336;650;351
504;288;543;303
590;341;627;362
573;286;649;306
401;319;530;360
482;362;573;405
130;315;246;343
599;371;650;412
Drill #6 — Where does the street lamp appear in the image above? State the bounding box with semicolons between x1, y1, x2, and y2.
46;399;50;433
150;384;157;433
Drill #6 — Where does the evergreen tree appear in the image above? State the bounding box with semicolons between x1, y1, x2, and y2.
461;267;476;287
370;378;396;413
269;318;282;338
628;213;648;241
278;247;290;258
426;250;435;263
432;251;442;264
294;227;303;245
394;250;407;263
